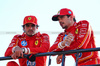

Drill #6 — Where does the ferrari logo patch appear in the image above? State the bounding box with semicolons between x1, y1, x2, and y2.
57;11;60;15
35;40;38;45
75;28;78;34
28;17;31;20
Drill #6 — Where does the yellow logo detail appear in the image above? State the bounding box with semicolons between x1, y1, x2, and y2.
28;17;31;20
35;40;38;45
75;28;78;34
33;18;35;23
57;11;60;15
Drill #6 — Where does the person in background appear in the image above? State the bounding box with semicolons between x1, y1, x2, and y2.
49;8;100;66
5;15;50;66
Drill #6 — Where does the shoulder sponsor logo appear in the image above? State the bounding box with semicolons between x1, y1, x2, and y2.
80;28;87;34
43;35;48;39
42;39;49;43
82;24;87;27
79;34;84;38
21;40;27;46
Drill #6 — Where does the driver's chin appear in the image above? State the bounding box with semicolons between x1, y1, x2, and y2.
62;25;68;29
27;33;35;37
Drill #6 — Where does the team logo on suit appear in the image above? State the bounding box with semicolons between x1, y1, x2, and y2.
27;60;36;66
21;40;27;46
75;28;78;34
35;40;38;45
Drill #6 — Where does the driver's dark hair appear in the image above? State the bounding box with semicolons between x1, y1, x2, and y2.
66;15;76;22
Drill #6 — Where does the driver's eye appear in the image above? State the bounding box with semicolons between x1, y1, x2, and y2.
25;24;35;27
31;24;35;27
26;24;29;27
59;15;65;18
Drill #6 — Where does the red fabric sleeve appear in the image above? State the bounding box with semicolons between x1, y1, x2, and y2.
64;20;92;51
49;20;92;52
4;35;19;56
29;33;50;53
49;33;63;52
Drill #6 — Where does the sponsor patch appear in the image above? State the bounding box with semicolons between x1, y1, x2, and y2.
75;28;78;34
68;11;72;14
21;40;27;46
27;60;36;66
11;40;15;42
42;35;49;42
42;39;49;43
79;35;85;38
80;28;87;34
35;40;38;45
63;34;67;40
43;35;49;39
82;24;87;27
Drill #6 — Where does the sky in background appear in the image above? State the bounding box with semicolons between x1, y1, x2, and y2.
0;0;100;66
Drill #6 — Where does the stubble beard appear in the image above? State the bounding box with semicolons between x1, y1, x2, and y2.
25;29;37;37
61;25;68;29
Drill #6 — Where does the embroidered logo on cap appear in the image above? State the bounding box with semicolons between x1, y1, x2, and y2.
28;17;31;20
68;11;72;14
57;11;60;15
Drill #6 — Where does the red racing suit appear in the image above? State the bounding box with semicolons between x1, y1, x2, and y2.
49;20;100;66
5;32;50;66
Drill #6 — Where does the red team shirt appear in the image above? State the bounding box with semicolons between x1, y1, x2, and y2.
49;20;100;66
5;32;50;66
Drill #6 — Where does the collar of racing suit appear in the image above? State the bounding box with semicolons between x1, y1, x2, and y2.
22;32;41;40
64;22;76;33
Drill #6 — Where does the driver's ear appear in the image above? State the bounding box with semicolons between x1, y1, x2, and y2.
23;25;25;32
